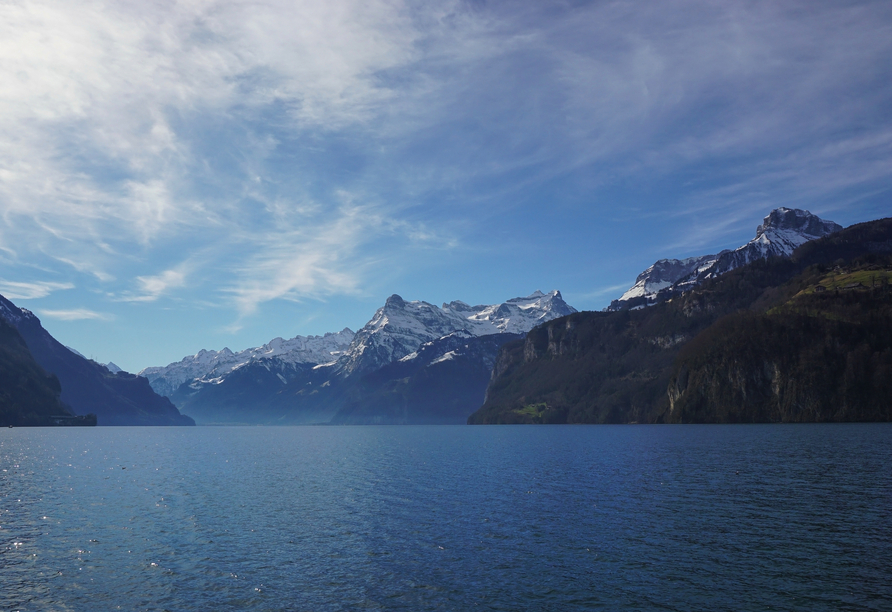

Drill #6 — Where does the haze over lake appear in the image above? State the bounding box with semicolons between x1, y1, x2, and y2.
3;424;890;611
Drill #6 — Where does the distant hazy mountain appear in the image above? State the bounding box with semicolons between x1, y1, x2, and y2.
155;290;576;425
103;362;122;373
140;329;356;398
0;294;193;426
609;208;842;310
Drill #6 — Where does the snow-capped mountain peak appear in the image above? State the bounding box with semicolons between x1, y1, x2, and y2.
609;208;842;310
0;297;39;328
337;290;576;375
617;256;717;303
703;208;842;278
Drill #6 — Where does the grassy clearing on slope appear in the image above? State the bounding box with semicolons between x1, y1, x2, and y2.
514;403;548;419
799;268;892;294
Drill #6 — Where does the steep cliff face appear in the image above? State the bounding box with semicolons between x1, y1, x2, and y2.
667;293;892;423
469;309;683;424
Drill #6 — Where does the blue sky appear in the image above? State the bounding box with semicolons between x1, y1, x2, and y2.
1;0;890;372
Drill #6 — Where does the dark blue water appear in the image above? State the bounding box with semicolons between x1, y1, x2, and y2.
1;425;890;611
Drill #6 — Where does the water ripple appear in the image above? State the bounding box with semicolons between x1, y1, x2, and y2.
1;424;890;611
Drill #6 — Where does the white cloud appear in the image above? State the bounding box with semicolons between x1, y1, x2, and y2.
120;267;189;303
0;0;422;267
0;280;74;300
38;308;112;321
570;283;638;303
54;257;115;282
224;203;376;316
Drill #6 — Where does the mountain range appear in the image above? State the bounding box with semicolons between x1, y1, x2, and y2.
609;208;843;310
140;329;356;398
3;206;882;427
145;290;575;424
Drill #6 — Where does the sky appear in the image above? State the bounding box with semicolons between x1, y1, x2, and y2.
1;0;890;372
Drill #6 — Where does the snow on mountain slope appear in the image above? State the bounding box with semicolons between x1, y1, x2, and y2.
700;208;843;279
609;208;842;310
337;290;576;375
445;290;577;334
140;328;355;397
0;299;37;327
145;290;576;398
617;255;718;302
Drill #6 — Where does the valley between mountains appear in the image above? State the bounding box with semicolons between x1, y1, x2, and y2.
2;207;890;426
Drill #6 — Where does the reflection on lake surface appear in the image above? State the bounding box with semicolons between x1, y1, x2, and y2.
2;424;890;611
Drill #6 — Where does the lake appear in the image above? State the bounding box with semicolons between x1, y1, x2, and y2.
2;424;890;611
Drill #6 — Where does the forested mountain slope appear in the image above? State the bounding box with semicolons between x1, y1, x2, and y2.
470;217;892;424
0;315;94;426
0;294;193;426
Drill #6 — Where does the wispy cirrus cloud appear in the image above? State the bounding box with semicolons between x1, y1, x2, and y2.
1;0;890;370
0;0;422;275
0;280;73;300
120;267;190;303
3;0;889;270
224;202;380;317
38;308;112;321
569;283;639;303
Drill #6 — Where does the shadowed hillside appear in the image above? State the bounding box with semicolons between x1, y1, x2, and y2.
0;295;193;426
0;315;95;426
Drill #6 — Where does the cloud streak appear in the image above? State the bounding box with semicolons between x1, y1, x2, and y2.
224;202;386;317
0;280;74;300
38;308;112;321
120;267;191;303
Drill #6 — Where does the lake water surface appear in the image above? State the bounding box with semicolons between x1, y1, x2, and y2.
2;424;890;611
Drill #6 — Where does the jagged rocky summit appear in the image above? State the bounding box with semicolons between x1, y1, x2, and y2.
146;290;576;425
0;294;193;426
609;208;843;310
